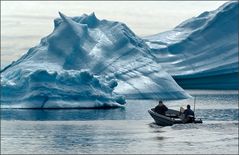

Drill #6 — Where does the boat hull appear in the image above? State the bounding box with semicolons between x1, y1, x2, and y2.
148;109;202;126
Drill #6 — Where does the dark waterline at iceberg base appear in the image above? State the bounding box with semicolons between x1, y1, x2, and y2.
1;91;238;154
1;92;238;121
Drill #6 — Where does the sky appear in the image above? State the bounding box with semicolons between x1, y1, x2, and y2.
1;1;227;67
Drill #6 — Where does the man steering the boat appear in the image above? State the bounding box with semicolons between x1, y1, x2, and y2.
182;104;195;123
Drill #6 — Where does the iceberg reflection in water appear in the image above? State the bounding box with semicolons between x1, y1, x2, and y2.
1;121;238;154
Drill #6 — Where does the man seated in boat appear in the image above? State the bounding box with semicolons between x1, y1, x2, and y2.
154;101;168;115
182;105;195;123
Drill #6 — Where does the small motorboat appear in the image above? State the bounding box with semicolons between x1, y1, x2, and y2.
148;108;203;126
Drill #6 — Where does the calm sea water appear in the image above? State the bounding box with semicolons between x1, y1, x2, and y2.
1;91;238;154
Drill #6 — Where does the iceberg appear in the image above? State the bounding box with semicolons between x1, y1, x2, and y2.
144;1;238;89
1;12;189;108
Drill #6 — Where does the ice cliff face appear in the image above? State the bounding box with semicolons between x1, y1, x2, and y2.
144;1;238;89
1;12;189;108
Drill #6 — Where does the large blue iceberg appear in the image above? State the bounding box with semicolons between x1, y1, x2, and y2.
1;12;189;108
144;1;238;89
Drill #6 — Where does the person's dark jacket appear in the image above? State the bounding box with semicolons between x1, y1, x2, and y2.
154;104;168;115
183;109;195;118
